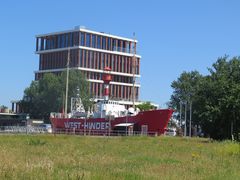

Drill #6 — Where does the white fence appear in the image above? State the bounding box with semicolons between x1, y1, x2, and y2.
52;128;159;136
0;126;50;134
0;126;160;136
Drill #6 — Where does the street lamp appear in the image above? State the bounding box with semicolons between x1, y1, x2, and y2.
189;101;192;137
184;101;187;137
25;114;30;134
179;100;182;127
125;110;128;136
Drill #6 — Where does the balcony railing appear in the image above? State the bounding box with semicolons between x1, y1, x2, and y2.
112;46;139;54
36;44;139;55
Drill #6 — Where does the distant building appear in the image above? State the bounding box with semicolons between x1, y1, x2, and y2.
35;26;141;106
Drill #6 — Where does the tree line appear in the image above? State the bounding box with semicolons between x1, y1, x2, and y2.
169;56;240;140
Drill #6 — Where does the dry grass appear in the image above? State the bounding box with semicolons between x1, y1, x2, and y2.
0;135;239;179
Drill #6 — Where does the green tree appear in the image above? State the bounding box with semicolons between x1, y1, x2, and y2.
21;70;91;120
60;70;91;111
169;71;203;130
170;56;240;140
197;57;240;140
136;102;155;111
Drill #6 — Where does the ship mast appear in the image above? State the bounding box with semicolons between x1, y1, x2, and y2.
132;33;136;109
64;48;70;117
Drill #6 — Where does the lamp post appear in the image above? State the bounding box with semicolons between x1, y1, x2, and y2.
184;101;187;137
106;111;113;136
84;117;86;136
179;100;182;127
189;101;192;137
25;114;30;134
125;110;128;136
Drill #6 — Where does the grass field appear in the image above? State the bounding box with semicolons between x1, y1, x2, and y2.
0;135;239;180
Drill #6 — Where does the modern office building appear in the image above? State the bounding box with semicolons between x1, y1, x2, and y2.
35;26;141;106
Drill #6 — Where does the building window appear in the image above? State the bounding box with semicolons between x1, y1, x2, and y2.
126;42;129;53
131;42;135;53
108;38;111;50
112;39;116;51
73;32;79;46
90;51;94;68
98;53;101;69
49;38;52;49
116;56;118;72
43;38;46;50
39;38;42;50
92;34;96;48
84;50;87;68
123;41;126;52
88;51;91;68
102;37;106;49
81;32;85;46
93;52;95;69
65;34;68;47
111;85;114;98
94;82;97;96
79;50;82;67
111;55;114;70
57;35;61;48
97;36;101;49
46;38;50;50
86;50;89;68
61;34;65;48
118;40;121;52
101;53;104;69
122;56;124;73
86;33;90;47
69;33;73;47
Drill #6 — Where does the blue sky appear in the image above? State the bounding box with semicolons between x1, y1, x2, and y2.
0;0;240;108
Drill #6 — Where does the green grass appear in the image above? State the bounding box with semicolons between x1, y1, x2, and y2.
0;135;239;180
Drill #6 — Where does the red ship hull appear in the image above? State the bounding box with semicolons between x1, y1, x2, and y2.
50;109;173;135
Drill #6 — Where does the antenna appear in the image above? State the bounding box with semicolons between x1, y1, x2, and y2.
64;48;70;117
132;32;136;109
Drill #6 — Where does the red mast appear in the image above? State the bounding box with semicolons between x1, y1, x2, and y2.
102;67;112;101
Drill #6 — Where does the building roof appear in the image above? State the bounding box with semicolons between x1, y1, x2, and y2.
36;26;138;43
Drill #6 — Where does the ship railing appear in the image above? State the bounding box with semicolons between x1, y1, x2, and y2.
50;112;65;118
52;128;159;137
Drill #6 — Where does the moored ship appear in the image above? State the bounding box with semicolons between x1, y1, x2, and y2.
50;67;173;135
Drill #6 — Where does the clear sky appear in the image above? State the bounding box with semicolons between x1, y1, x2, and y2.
0;0;240;108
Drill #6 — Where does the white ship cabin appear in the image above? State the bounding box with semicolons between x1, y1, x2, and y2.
93;100;126;118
